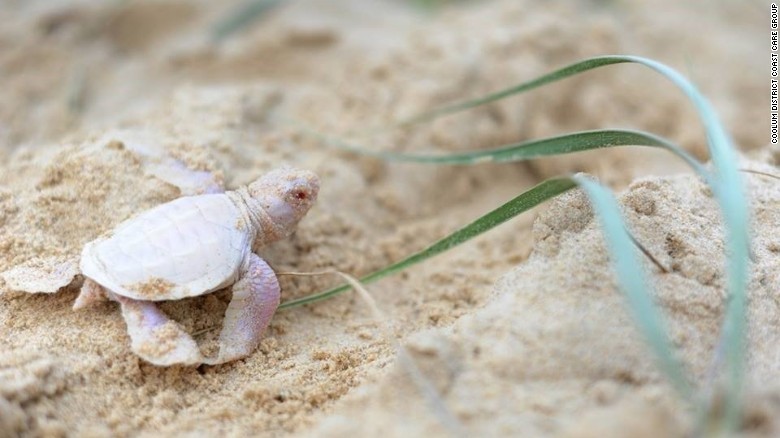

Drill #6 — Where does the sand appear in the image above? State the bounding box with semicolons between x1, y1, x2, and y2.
0;0;769;436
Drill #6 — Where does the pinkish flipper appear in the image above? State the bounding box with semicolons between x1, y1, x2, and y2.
84;255;279;366
76;278;203;365
205;254;280;365
113;294;202;366
73;278;108;310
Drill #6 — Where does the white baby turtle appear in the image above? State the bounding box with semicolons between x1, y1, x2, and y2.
3;167;319;366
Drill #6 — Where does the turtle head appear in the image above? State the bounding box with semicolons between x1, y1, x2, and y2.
248;168;320;240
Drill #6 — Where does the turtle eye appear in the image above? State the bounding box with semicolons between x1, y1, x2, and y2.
293;190;307;200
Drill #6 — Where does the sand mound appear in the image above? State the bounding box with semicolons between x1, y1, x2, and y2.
310;162;780;437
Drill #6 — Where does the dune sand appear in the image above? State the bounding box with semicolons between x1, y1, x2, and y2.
0;0;769;436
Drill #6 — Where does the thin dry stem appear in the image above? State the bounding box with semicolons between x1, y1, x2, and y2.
278;270;466;437
627;231;669;274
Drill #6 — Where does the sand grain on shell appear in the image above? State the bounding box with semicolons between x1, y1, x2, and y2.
0;0;768;437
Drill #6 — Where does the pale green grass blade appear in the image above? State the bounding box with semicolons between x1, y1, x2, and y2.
278;177;577;308
574;175;692;398
621;56;749;432
212;0;282;42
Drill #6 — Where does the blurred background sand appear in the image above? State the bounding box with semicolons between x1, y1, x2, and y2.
0;1;770;436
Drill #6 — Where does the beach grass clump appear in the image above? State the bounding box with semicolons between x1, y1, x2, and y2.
283;55;750;433
211;0;283;42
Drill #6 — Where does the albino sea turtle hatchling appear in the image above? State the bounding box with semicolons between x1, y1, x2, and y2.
6;167;319;366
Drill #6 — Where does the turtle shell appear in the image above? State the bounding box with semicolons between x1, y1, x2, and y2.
80;194;252;301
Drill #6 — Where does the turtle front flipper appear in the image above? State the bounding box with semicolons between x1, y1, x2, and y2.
97;130;224;196
113;252;280;366
113;294;203;366
205;253;280;365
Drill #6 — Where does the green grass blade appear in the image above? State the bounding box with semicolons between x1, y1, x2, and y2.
293;123;709;177
280;173;692;400
278;177;577;309
394;56;631;127
574;175;692;399
212;0;283;42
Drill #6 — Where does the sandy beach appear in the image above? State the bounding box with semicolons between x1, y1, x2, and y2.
0;1;770;436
